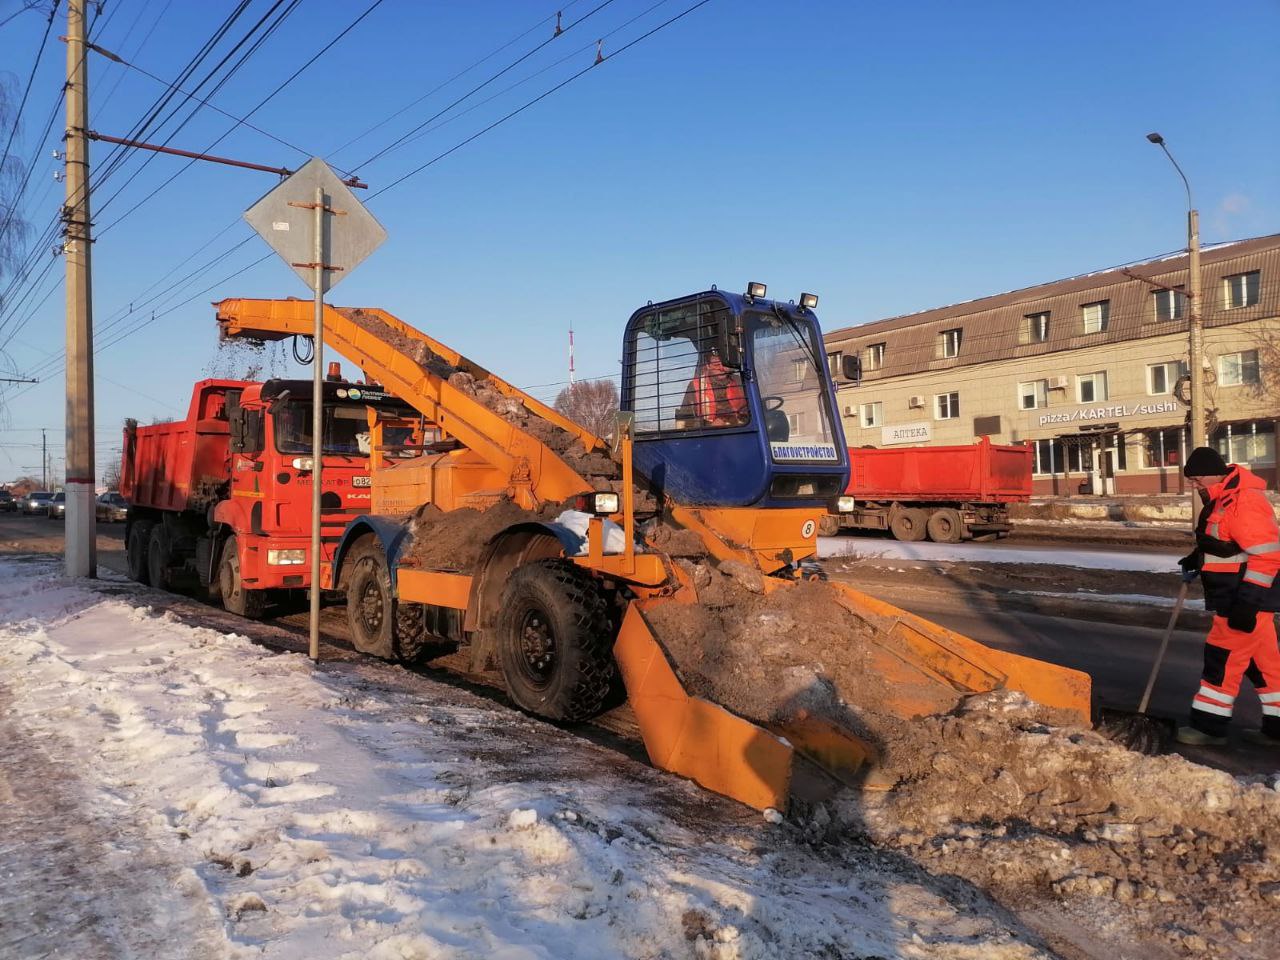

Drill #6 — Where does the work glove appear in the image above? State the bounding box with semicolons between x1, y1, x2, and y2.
1227;602;1259;633
1177;550;1203;583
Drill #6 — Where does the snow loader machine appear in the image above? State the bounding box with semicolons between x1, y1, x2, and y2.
215;285;1091;812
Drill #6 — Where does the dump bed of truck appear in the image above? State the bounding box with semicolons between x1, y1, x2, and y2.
847;437;1032;503
121;379;245;514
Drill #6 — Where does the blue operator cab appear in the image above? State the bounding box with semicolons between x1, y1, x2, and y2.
620;284;852;508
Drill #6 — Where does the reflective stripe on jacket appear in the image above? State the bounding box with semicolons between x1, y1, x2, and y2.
1197;464;1280;613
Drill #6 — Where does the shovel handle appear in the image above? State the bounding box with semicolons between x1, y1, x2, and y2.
1137;581;1189;715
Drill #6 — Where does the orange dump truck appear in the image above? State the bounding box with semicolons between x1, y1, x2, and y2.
821;437;1032;542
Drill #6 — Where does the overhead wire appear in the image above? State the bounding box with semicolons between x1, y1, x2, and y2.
0;0;60;179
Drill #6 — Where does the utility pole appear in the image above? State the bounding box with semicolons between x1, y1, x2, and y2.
64;0;96;576
41;427;47;489
1147;133;1206;449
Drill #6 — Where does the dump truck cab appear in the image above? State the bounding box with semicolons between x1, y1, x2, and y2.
622;288;850;508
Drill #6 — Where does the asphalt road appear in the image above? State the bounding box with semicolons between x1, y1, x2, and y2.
2;512;1274;775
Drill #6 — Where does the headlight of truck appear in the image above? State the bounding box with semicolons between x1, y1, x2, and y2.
291;457;315;471
835;496;855;513
267;549;306;565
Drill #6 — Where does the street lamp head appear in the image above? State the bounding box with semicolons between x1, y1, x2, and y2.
1146;132;1165;145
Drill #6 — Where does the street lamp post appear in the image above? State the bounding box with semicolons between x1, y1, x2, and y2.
1147;132;1206;449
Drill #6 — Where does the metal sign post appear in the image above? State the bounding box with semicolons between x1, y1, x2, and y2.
244;158;386;661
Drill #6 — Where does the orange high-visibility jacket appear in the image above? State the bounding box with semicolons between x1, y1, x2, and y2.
1197;464;1280;613
692;369;746;422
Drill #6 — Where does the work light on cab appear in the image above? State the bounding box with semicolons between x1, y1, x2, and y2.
834;495;855;513
575;491;619;516
799;292;819;310
746;281;767;299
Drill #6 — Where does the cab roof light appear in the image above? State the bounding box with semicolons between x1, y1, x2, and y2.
746;281;767;300
799;292;819;310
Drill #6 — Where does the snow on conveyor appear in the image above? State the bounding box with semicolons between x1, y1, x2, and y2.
0;558;1057;960
818;536;1181;573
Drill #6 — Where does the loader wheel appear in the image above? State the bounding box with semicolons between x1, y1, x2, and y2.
394;603;433;663
496;560;615;722
889;507;928;542
345;540;397;660
218;535;267;620
817;515;841;538
148;525;173;592
926;508;964;544
127;521;154;584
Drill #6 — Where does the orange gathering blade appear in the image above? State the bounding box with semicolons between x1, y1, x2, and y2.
614;603;793;812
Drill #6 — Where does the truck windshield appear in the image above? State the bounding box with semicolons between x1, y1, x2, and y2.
749;313;839;462
274;403;373;456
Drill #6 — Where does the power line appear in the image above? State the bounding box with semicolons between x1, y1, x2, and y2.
0;0;60;177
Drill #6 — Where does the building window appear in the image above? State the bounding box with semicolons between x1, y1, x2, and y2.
937;328;962;359
1081;300;1110;334
1214;421;1276;466
1031;438;1058;476
791;359;807;382
860;402;882;428
1148;359;1188;395
1153;287;1187;321
1020;311;1049;344
1142;427;1187;468
1223;271;1260;309
1077;371;1108;403
787;412;805;434
826;351;843;379
1219;350;1260;387
863;342;886;371
1018;380;1048;410
935;391;960;420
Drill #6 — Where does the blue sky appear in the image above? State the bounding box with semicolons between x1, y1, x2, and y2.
1;0;1277;481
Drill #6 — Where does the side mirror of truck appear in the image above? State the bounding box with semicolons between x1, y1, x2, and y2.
841;354;862;384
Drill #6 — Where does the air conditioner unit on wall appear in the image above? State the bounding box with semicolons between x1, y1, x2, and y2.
908;395;925;409
1048;376;1069;390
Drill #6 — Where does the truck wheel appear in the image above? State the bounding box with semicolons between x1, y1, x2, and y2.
926;508;964;544
496;559;615;722
148;525;173;592
219;535;267;619
345;541;397;660
394;604;433;663
889;508;928;542
817;514;841;537
127;521;154;584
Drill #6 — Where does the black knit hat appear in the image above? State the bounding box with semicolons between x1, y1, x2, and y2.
1183;446;1230;477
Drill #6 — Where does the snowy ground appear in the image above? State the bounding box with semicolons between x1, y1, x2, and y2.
818;537;1181;573
0;557;1061;960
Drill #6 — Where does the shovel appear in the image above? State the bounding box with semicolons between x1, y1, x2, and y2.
1095;581;1187;755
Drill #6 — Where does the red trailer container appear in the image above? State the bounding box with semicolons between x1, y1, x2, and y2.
823;437;1032;542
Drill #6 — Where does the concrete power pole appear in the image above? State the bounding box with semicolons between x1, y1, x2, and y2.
41;428;47;489
1187;209;1205;449
63;0;96;577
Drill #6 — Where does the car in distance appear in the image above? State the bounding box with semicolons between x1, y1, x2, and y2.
20;491;53;515
0;490;16;512
95;491;128;523
47;491;67;520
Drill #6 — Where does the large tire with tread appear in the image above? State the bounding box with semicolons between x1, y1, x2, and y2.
495;559;615;722
889;507;928;542
147;525;173;591
345;540;397;659
394;603;433;663
926;508;964;544
219;535;267;619
127;521;154;584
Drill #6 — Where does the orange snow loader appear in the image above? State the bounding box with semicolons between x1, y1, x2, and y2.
214;287;1090;813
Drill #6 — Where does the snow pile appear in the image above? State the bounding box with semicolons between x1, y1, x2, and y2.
0;558;1056;959
818;537;1182;572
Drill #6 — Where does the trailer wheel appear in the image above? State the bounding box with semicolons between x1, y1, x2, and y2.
127;521;154;584
148;525;173;592
219;535;267;619
817;515;841;537
345;540;397;660
926;508;964;544
496;559;615;722
889;507;928;542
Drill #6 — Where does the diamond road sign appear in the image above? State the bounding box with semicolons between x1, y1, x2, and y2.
244;157;386;293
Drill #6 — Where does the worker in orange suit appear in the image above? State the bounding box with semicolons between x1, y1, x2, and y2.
678;348;747;428
1176;446;1280;746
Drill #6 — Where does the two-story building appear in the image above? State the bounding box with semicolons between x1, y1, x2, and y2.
823;233;1280;494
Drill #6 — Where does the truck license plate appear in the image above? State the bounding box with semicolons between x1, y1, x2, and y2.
352;476;372;488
